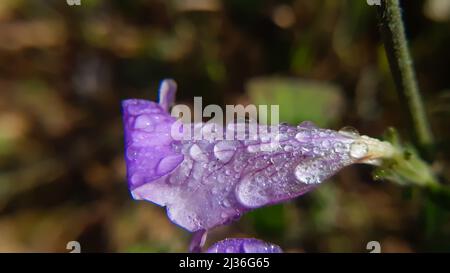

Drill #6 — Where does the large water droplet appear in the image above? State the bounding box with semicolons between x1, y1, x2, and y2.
225;246;235;253
349;141;368;159
156;154;184;175
189;144;208;162
339;126;360;137
333;142;347;153
242;241;261;253
126;146;139;160
221;199;231;208
321;139;331;149
130;173;143;185
134;114;154;131
214;141;237;163
274;133;288;142
236;175;270;208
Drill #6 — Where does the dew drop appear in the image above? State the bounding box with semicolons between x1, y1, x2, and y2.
225;246;235;253
236;175;270;208
221;199;231;208
243;241;260;253
214;141;237;163
126;146;139;160
295;163;322;184
321;139;331;149
247;145;259;153
295;131;310;142
283;145;293;152
349;141;368;159
156;154;184;175
339;126;360;137
333;142;347;153
134;114;154;131
189;144;208;162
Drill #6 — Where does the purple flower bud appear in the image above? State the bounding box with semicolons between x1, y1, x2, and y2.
206;238;282;253
122;79;394;232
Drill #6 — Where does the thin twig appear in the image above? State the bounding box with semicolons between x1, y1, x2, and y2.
376;0;434;154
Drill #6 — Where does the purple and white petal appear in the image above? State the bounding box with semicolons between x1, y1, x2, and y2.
123;79;394;232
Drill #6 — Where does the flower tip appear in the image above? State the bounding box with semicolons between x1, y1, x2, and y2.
352;135;396;164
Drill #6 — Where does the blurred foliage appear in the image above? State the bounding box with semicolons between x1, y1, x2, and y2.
0;0;449;252
246;77;344;126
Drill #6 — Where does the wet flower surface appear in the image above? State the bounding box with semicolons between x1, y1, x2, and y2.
206;238;282;253
122;80;393;232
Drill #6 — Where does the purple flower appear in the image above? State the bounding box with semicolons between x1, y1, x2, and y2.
122;79;393;233
206;238;282;253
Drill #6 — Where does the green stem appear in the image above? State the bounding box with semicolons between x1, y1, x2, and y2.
376;0;434;153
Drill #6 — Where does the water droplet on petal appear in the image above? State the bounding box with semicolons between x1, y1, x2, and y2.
156;154;184;175
295;162;322;184
189;144;208;162
295;130;311;142
236;175;270;208
247;145;259;153
130;173;143;185
134;114;155;131
349;141;368;159
321;139;331;149
214;141;237;163
333;142;347;153
339;126;360;137
222;199;231;208
225;246;235;253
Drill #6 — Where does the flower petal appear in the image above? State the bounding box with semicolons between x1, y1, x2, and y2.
123;80;394;233
122;99;181;191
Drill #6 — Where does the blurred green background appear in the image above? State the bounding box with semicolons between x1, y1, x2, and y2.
0;0;449;252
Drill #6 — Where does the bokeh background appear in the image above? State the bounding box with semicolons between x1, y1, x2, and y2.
0;0;449;252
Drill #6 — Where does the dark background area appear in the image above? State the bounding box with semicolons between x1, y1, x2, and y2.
0;0;449;252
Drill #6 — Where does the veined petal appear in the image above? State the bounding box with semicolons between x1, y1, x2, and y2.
123;80;394;232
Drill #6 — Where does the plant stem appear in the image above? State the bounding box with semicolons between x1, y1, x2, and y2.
376;0;434;153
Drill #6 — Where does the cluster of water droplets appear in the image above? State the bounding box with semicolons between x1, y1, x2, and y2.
157;120;370;230
235;122;371;208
